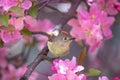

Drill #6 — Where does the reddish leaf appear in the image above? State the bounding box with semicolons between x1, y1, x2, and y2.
78;47;87;65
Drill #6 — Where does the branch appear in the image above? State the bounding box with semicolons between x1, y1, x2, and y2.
50;0;72;3
38;0;71;4
20;46;49;80
46;5;64;15
37;0;50;10
20;0;81;80
59;0;81;29
31;31;51;38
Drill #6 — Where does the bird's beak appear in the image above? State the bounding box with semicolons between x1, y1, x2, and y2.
69;37;75;40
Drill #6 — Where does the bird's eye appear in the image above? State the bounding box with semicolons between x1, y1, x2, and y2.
63;37;67;41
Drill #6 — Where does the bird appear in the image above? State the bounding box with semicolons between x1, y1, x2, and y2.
47;31;75;57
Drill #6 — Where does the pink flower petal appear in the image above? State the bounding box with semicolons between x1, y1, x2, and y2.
1;30;22;43
21;0;32;10
99;76;109;80
48;73;66;80
0;0;17;11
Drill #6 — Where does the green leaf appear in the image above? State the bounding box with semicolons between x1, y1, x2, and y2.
32;1;38;6
20;28;32;36
27;6;38;18
9;6;24;16
0;25;15;30
0;40;4;47
86;68;101;76
0;14;9;27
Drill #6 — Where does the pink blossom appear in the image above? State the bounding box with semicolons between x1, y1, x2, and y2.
0;0;17;11
68;4;115;53
78;74;86;80
0;0;32;11
1;30;22;43
48;71;86;80
66;71;86;80
113;77;120;80
1;64;27;80
98;14;115;39
78;4;102;24
36;35;49;49
21;0;32;10
83;24;102;53
9;17;25;30
24;16;54;33
92;0;120;15
24;16;37;27
0;17;25;43
68;19;103;53
98;76;109;80
48;73;66;80
1;64;38;80
52;56;84;74
49;57;86;80
77;4;105;43
68;19;82;41
39;19;54;32
114;2;120;11
0;48;8;68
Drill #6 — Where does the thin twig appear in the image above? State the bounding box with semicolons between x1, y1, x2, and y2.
50;0;71;3
38;0;50;11
31;31;51;38
46;5;64;15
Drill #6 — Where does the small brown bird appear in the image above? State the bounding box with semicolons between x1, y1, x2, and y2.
47;31;75;57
